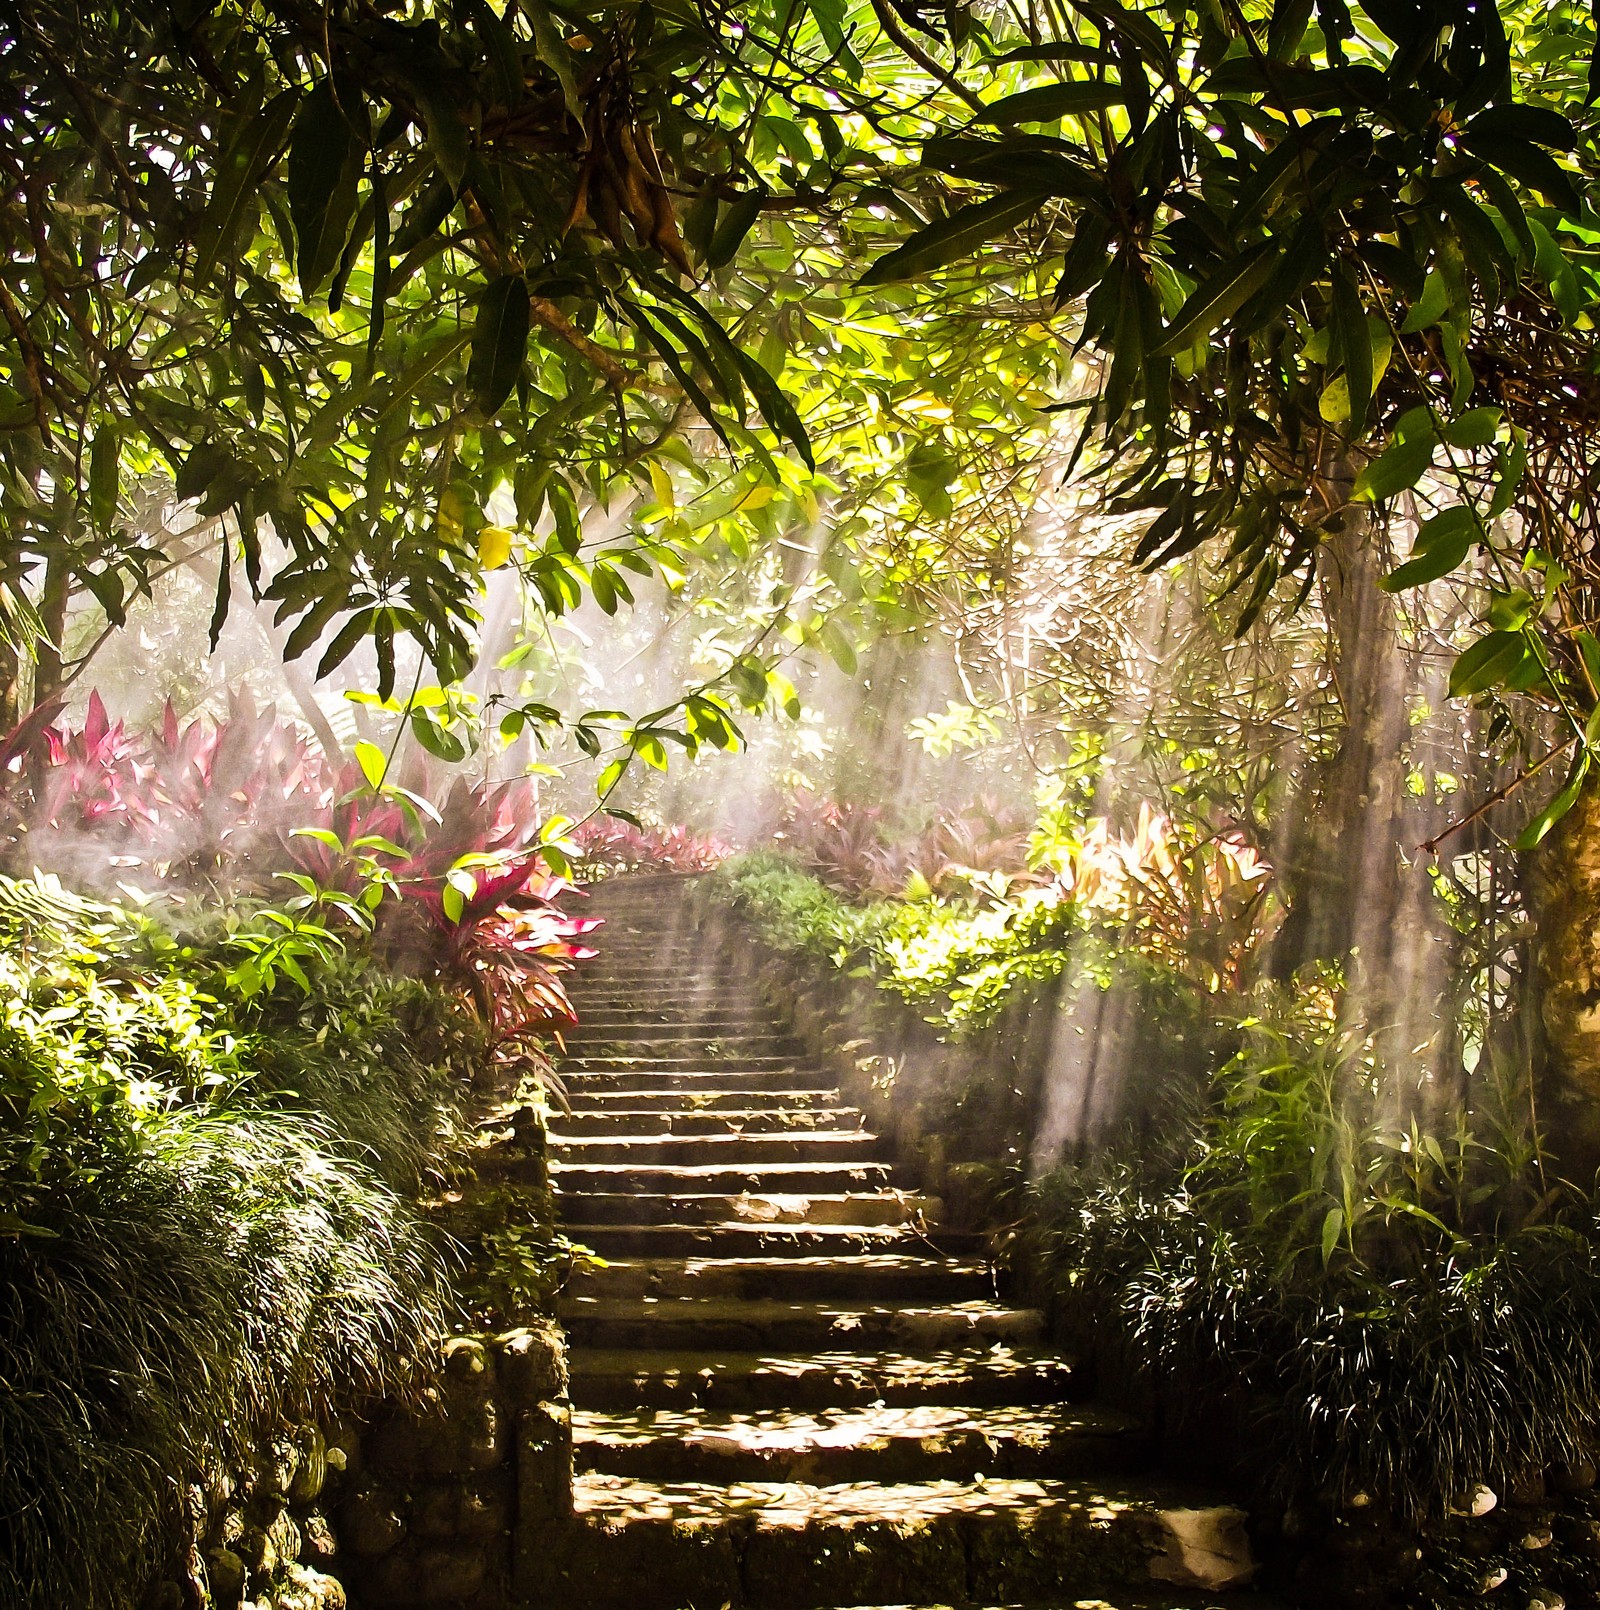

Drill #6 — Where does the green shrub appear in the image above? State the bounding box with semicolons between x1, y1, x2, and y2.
246;961;485;1193
1021;984;1576;1520
0;875;471;1609
708;850;1078;1031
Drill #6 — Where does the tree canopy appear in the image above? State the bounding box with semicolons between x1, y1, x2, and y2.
6;0;1600;829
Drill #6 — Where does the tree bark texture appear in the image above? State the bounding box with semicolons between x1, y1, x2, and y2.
1529;784;1600;1169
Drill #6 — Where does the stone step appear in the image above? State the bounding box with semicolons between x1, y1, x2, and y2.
553;1191;931;1227
562;1089;840;1114
572;1402;1145;1484
566;1033;808;1056
562;1254;994;1304
572;978;727;995
553;1106;867;1136
560;1223;983;1261
552;1161;895;1195
569;1009;778;1030
556;1297;1044;1352
549;1132;882;1166
536;1474;1244;1610
583;943;703;957
796;1599;1290;1610
562;1068;837;1093
567;998;758;1016
569;946;701;959
569;1345;1083;1412
578;961;709;977
562;1055;817;1075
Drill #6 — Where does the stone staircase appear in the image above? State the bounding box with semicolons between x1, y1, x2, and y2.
538;874;1272;1610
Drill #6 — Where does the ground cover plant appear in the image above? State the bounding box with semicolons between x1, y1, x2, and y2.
0;873;482;1610
713;795;1278;1033
1014;972;1592;1533
0;697;603;1609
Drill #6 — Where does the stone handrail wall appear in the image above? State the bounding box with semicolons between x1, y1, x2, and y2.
335;1322;571;1610
143;1320;572;1610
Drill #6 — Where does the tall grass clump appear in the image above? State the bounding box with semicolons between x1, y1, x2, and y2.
0;875;471;1609
1022;976;1593;1521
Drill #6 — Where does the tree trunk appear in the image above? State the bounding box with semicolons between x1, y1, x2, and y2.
1528;783;1600;1174
32;553;69;705
1273;506;1414;974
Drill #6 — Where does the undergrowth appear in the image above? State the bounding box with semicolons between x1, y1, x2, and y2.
0;873;477;1610
708;850;1077;1031
1018;985;1584;1522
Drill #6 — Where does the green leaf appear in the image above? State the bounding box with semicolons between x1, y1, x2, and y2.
1449;630;1529;697
1463;131;1582;216
1380;508;1477;591
859;191;1049;285
414;81;470;191
1321;1205;1344;1266
1488;432;1529;518
1516;752;1589;850
1463;104;1576;152
192;91;300;283
523;0;584;121
470;0;524;107
1530;220;1585;324
979;82;1125;123
596;756;627;797
590;564;619;615
1353;436;1436;501
469;276;531;415
733;348;813;469
290;827;345;849
1485;587;1536;631
1154;242;1282;355
1381;523;1475;590
354;739;389;790
412;709;466;761
708;189;767;270
88;426;120;529
1331;272;1372;432
289;80;365;298
730;657;768;704
375;331;472;423
1399;270;1449;333
1443;407;1502;449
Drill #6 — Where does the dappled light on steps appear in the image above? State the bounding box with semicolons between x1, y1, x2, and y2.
532;873;1270;1610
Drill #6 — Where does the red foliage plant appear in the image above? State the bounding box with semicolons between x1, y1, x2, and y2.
0;693;597;1039
571;813;732;877
773;791;1042;901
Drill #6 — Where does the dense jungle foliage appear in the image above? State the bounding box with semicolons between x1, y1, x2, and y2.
15;0;1600;1600
9;0;1600;840
0;696;599;1609
0;875;477;1609
709;783;1582;1525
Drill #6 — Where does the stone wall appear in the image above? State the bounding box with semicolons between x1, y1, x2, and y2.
142;1321;572;1610
688;884;1051;1218
690;879;1226;1195
336;1322;571;1610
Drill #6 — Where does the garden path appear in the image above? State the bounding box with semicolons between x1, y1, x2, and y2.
538;874;1276;1610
